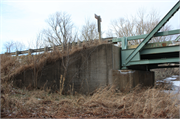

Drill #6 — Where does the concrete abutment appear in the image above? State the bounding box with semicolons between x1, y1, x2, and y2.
12;44;154;94
109;69;154;91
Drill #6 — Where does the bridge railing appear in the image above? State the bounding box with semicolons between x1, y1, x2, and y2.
112;29;180;49
4;45;63;56
3;37;114;56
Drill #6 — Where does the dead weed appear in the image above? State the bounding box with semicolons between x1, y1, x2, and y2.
1;83;179;118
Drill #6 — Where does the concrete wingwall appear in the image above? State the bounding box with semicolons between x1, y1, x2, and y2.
12;44;154;94
67;44;120;94
13;44;120;94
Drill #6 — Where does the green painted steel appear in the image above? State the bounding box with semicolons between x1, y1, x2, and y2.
112;29;180;42
125;1;180;65
156;29;180;37
140;45;179;55
111;1;180;70
120;45;179;69
121;66;128;70
121;49;140;66
122;64;180;70
128;41;172;49
142;41;172;48
175;35;180;41
121;37;128;49
127;57;179;66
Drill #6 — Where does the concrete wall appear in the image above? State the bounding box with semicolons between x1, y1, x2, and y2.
109;70;154;90
13;44;120;94
13;44;154;94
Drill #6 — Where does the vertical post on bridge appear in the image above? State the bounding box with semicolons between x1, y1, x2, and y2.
15;51;19;56
121;37;128;50
28;49;32;55
44;47;48;52
53;45;56;51
95;14;102;43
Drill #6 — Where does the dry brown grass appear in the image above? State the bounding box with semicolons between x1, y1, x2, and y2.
153;68;179;81
1;82;180;118
1;42;179;118
0;40;106;82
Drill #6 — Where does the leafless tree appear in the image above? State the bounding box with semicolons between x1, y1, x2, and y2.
14;41;25;51
106;28;115;38
4;41;15;53
107;9;172;45
41;11;81;85
42;12;75;47
80;19;98;42
35;32;46;49
27;32;48;50
4;41;25;53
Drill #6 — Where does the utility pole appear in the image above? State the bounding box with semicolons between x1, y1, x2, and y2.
95;14;102;43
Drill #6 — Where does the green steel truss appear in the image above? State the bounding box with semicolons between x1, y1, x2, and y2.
175;35;180;41
112;1;180;70
112;29;180;43
125;1;180;65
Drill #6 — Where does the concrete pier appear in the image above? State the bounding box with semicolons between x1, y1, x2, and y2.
109;69;154;90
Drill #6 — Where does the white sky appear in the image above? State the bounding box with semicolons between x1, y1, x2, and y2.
0;0;180;53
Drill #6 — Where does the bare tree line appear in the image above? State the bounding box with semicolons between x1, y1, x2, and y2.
2;9;177;89
4;9;174;53
4;41;25;53
3;12;98;53
106;9;173;46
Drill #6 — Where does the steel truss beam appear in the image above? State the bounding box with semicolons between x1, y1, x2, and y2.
140;45;179;55
125;1;180;65
112;29;180;42
127;57;179;66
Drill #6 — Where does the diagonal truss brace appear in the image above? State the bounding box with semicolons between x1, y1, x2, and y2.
125;1;180;65
175;35;180;41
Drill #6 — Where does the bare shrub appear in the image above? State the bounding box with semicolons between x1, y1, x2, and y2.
153;68;179;81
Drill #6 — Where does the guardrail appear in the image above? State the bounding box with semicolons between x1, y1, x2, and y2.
5;45;62;56
3;37;115;56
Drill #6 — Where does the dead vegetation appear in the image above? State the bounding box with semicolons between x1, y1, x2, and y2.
1;81;180;118
0;41;97;82
153;68;179;81
1;42;180;118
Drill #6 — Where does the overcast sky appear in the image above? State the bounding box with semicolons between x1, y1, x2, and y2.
0;0;179;53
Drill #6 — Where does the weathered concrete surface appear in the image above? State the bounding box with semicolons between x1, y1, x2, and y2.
109;70;154;90
12;44;154;94
13;44;120;94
